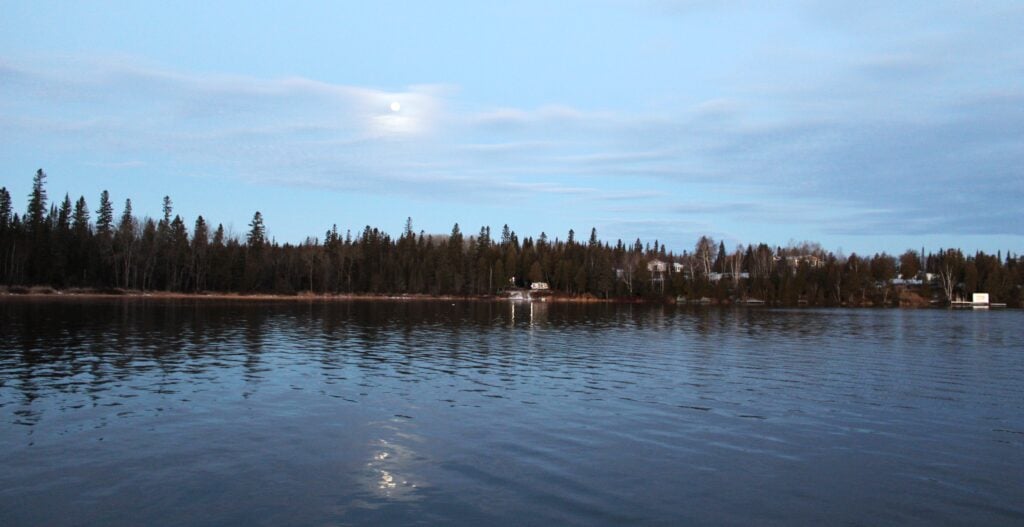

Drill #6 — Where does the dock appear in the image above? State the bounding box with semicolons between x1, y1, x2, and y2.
951;293;1005;309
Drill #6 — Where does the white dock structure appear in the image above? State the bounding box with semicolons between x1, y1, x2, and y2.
951;293;1005;309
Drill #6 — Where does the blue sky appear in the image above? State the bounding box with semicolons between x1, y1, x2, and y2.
1;1;1021;255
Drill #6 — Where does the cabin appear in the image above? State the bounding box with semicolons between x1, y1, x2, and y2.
782;255;824;268
530;282;549;291
647;259;668;273
647;260;668;282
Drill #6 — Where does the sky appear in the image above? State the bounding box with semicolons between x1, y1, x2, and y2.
1;0;1022;255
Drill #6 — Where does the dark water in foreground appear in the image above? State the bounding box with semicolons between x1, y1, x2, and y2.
1;299;1022;526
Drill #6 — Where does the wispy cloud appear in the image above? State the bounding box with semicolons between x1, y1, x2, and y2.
83;160;147;169
1;27;1021;247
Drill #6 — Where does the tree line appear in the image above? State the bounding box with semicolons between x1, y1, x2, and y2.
2;169;1022;306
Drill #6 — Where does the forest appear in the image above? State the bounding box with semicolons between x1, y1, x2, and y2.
2;169;1022;307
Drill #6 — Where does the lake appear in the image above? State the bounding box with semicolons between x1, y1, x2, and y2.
1;298;1022;525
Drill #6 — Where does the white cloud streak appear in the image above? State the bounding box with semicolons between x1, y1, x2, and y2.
1;23;1022;248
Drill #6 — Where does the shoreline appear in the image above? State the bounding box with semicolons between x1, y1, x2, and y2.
0;288;618;304
0;287;994;308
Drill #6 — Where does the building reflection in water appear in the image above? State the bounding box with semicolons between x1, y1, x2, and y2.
508;300;548;327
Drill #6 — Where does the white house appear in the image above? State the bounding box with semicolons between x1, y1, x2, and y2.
647;259;667;283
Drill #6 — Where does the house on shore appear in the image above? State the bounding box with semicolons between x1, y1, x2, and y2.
647;259;668;283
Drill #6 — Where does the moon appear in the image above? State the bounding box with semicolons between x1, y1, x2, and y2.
389;101;401;112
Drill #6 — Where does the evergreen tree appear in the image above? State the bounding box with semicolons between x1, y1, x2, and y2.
168;215;189;290
57;194;72;232
118;200;134;236
191;215;209;291
209;223;228;291
448;223;464;293
0;188;12;284
714;241;726;273
501;224;512;246
26;168;48;231
72;197;90;234
93;191;115;286
0;187;11;230
244;212;266;290
96;191;114;237
70;196;92;286
24;169;52;282
162;196;173;225
114;199;136;288
247;211;266;249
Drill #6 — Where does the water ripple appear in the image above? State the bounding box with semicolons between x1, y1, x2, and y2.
1;299;1022;525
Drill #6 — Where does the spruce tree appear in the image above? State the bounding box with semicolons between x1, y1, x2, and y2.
114;199;136;288
0;187;11;230
213;223;225;246
119;199;134;233
24;169;51;282
96;191;114;237
57;194;72;232
192;216;209;291
72;197;90;234
245;212;266;290
162;196;173;225
247;211;266;249
26;168;48;231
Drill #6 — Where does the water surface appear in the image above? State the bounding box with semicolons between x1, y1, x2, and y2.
1;299;1022;525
